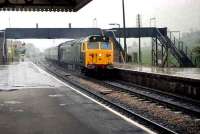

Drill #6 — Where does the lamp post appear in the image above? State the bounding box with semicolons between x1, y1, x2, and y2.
137;14;142;64
109;23;121;43
150;17;157;66
104;29;117;38
122;0;127;62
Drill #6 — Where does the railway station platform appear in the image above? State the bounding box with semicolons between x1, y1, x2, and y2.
0;62;152;134
114;63;200;100
114;63;200;80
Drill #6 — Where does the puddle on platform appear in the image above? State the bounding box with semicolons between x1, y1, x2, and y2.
48;94;64;98
13;109;24;112
4;101;23;105
0;88;19;92
0;84;21;91
0;85;55;91
59;104;67;106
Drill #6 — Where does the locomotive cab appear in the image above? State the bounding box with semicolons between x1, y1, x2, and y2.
81;35;114;70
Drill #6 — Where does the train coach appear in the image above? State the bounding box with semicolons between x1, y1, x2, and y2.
44;35;114;73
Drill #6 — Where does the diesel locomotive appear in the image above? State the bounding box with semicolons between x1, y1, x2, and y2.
44;35;114;73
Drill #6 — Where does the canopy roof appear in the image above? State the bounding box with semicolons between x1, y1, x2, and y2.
0;0;92;12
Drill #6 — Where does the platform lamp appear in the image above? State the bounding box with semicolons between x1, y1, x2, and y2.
122;0;127;62
109;23;121;44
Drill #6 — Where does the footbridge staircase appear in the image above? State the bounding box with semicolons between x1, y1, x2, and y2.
152;28;194;67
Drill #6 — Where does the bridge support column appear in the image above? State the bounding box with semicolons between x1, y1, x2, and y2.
0;31;7;64
166;47;169;67
152;36;169;67
152;37;158;66
161;44;164;66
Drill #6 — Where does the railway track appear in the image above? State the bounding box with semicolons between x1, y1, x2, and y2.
100;80;200;118
37;60;178;134
68;69;200;120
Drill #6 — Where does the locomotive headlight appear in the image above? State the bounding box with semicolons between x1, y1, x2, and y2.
99;53;102;57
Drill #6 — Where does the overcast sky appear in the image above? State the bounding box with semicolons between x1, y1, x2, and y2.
1;0;200;51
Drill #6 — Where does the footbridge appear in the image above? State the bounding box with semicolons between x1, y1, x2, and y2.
0;27;194;67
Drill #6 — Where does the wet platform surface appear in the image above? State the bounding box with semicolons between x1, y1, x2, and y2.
115;63;200;80
0;62;63;91
0;62;150;134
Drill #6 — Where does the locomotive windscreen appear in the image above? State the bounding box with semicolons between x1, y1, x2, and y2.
89;36;109;42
